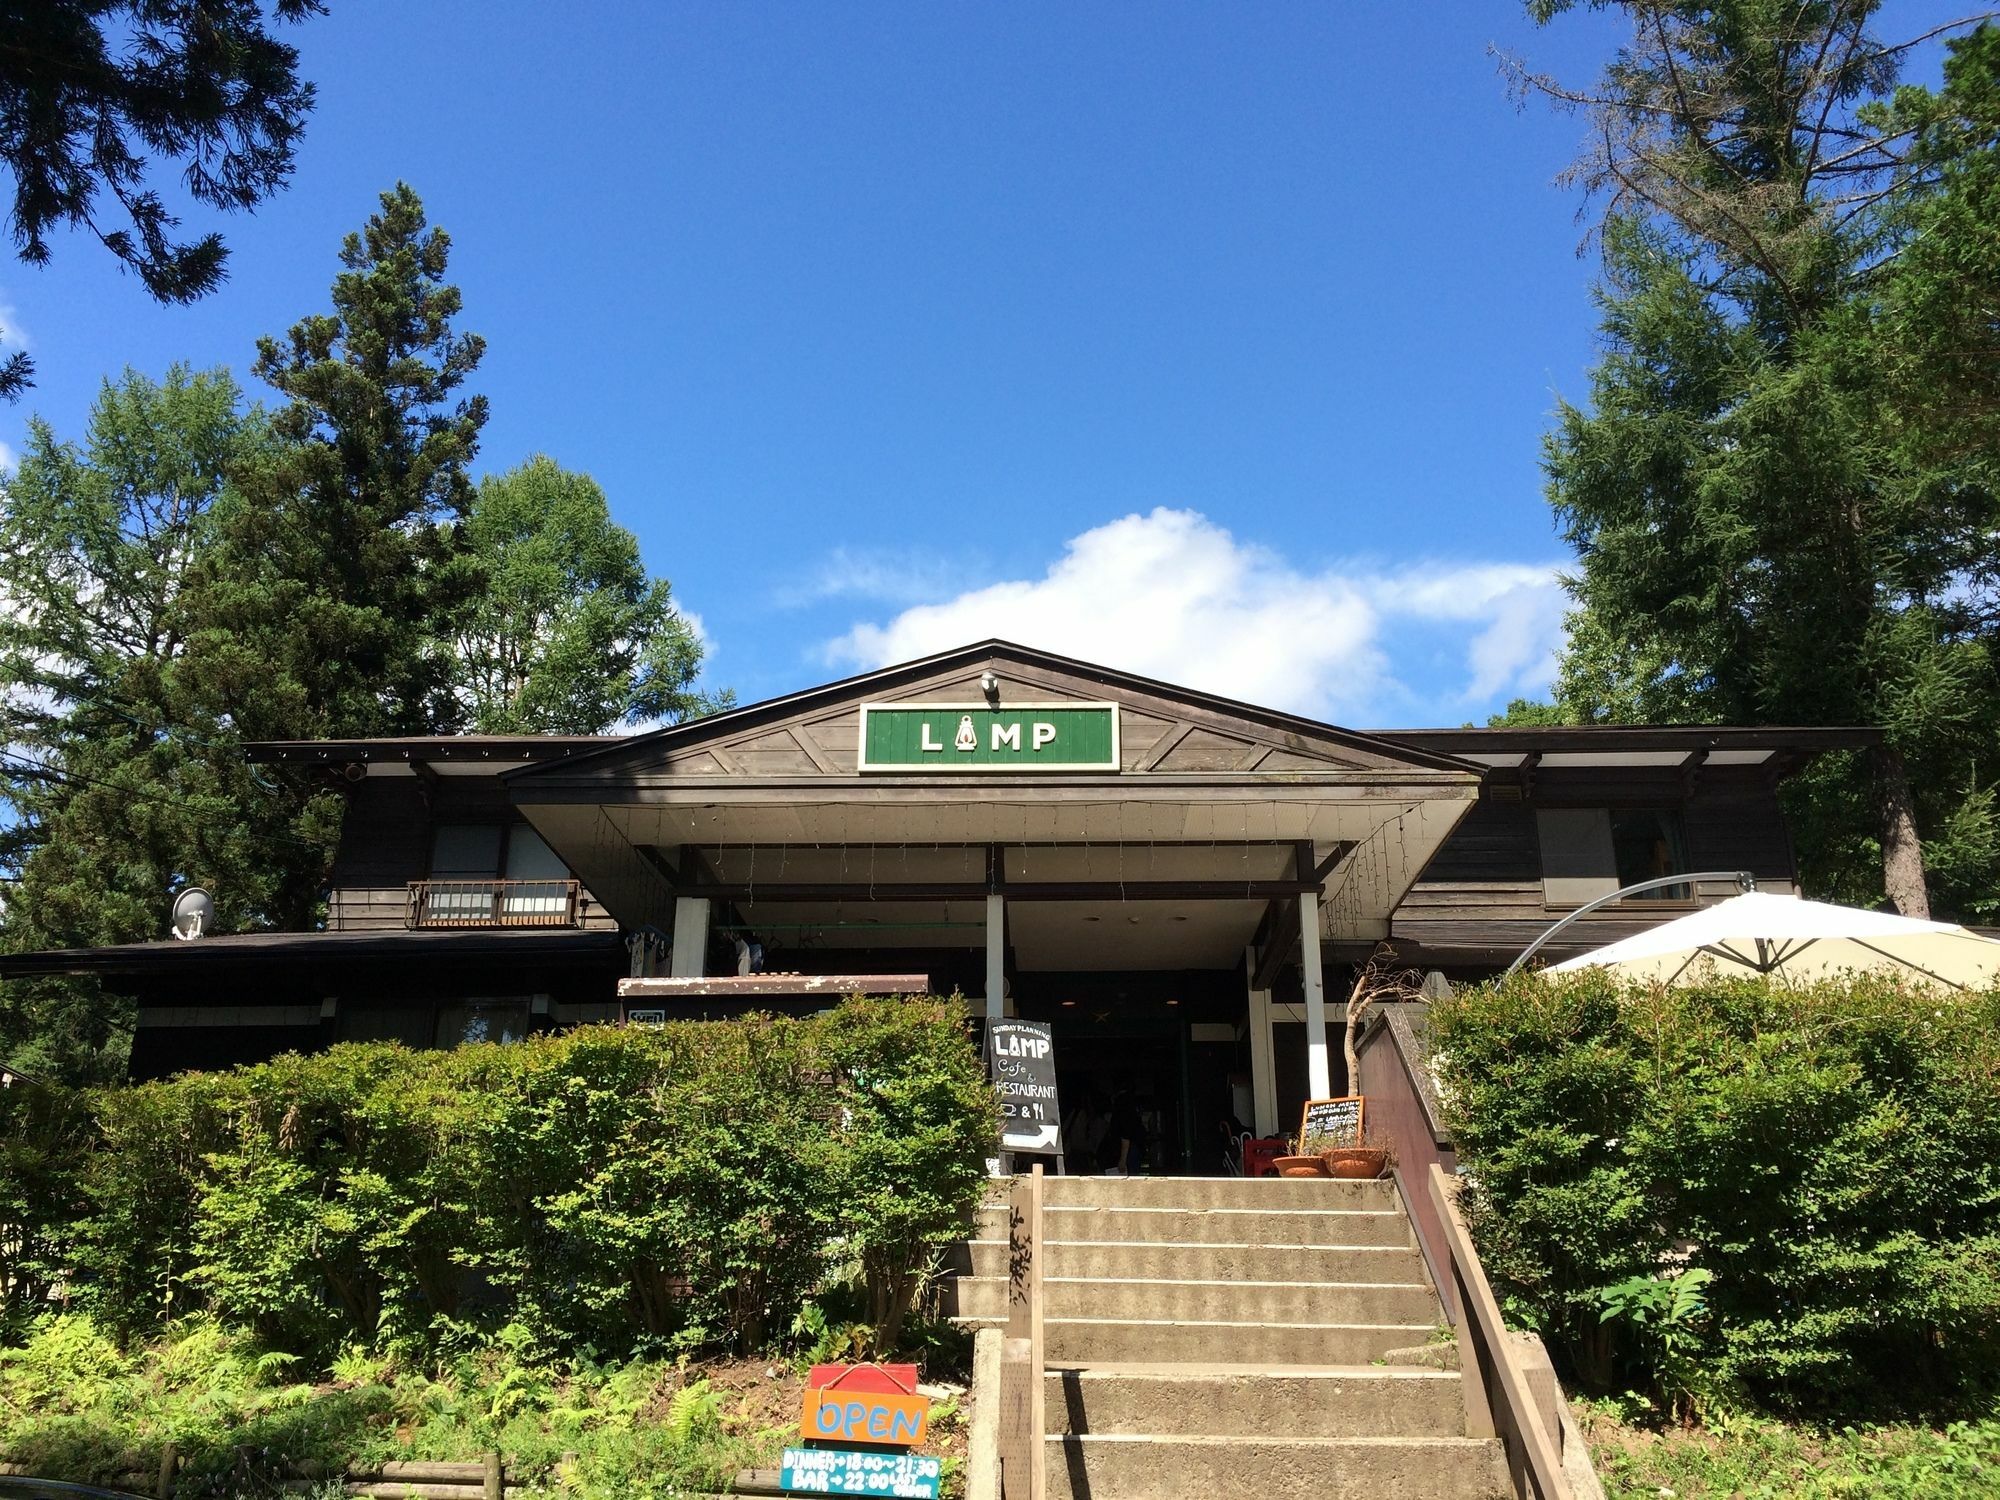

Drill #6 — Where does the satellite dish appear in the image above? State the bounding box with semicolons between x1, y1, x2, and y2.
170;886;214;941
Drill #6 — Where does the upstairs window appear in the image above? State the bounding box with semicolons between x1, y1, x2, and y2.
1610;809;1688;899
421;825;574;925
503;827;571;917
430;824;503;878
1537;808;1688;906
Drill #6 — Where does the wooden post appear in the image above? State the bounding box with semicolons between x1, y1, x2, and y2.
483;1450;504;1500
986;893;1007;1023
1245;947;1278;1138
670;896;709;977
1300;888;1331;1098
998;1164;1045;1500
155;1441;178;1500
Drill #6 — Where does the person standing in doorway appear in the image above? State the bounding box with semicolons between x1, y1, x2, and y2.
1109;1091;1147;1176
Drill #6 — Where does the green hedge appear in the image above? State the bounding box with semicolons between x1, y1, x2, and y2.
0;997;996;1362
1429;970;2000;1420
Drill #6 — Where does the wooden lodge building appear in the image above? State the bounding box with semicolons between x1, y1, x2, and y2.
0;641;1869;1168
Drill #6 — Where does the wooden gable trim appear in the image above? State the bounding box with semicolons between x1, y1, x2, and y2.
509;641;1481;787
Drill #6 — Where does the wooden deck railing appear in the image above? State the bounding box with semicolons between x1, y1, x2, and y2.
405;878;581;929
1360;1007;1583;1500
997;1164;1046;1500
1427;1163;1574;1500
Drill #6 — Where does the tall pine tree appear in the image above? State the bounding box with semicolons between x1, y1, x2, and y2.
179;182;488;748
1516;4;2000;917
0;366;287;1078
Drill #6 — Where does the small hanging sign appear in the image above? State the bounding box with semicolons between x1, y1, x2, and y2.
800;1364;930;1446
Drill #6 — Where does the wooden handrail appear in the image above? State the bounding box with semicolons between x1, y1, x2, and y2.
997;1165;1045;1500
1429;1164;1573;1500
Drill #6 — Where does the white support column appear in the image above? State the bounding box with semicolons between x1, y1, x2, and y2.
1245;947;1278;1138
670;896;710;978
985;893;1006;1024
1299;888;1332;1098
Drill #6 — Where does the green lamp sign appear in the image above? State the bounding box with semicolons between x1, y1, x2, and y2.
857;702;1120;772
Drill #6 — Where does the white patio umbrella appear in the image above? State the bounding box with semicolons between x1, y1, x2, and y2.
1545;889;2000;990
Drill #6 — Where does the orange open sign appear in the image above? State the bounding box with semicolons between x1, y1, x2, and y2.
801;1385;930;1447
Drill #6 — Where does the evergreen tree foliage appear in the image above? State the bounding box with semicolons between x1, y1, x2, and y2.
448;456;718;734
1516;5;2000;917
177;182;489;743
0;0;327;398
0;188;716;1080
0;367;297;1079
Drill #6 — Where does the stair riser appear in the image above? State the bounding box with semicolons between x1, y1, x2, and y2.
961;1317;1433;1364
1030;1177;1400;1212
1044;1370;1468;1438
1045;1435;1511;1500
952;1276;1439;1326
977;1204;1413;1247
961;1239;1429;1285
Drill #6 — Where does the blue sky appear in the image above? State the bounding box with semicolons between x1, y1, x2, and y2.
0;4;1959;727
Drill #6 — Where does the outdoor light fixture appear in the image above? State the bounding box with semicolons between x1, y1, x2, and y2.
980;670;1000;705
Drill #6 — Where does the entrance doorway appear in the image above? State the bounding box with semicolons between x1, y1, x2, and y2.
1016;970;1243;1175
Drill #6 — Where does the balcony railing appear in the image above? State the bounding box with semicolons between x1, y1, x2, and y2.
405;878;582;930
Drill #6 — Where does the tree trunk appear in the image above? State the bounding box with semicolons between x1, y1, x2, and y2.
1873;744;1930;918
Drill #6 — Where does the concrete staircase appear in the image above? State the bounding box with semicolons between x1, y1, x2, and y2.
950;1175;1510;1500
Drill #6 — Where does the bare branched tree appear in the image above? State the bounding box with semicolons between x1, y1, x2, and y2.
1497;2;1997;319
1342;948;1425;1096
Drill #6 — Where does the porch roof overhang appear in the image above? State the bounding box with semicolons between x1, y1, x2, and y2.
502;643;1490;960
0;928;628;982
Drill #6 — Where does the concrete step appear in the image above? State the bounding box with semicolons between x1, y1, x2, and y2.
961;1315;1436;1365
961;1237;1430;1287
1030;1175;1399;1212
1044;1364;1469;1439
978;1202;1413;1248
1045;1433;1510;1500
952;1275;1439;1326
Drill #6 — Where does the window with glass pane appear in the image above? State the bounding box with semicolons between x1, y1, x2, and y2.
435;997;531;1048
503;826;570;919
427;825;503;923
1611;809;1688;898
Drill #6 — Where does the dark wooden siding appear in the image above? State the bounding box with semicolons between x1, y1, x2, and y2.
1386;767;1797;965
327;777;616;933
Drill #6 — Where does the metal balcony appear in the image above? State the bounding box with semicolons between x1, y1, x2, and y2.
405;878;582;929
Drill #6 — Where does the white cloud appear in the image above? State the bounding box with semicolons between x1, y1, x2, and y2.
0;296;29;353
777;544;966;609
0;440;14;473
821;507;1568;724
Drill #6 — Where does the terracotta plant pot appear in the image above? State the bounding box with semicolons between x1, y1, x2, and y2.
1272;1155;1329;1178
1321;1147;1388;1180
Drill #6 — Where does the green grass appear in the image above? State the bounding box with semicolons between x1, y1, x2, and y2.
0;1312;876;1498
1581;1402;2000;1499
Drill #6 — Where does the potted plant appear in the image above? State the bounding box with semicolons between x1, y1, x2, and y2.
1320;1125;1391;1180
1272;1134;1330;1177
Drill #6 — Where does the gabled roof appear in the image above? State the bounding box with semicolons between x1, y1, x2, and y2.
506;638;1483;783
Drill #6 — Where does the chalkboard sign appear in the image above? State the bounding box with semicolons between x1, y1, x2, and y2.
986;1019;1062;1155
1299;1095;1365;1149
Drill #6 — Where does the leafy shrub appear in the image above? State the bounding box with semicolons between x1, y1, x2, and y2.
1431;969;2000;1419
0;1081;91;1332
0;997;995;1366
